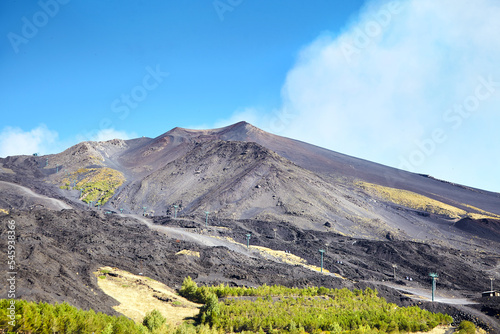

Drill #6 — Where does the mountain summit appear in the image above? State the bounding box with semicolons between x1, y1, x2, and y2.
1;121;499;249
2;121;500;330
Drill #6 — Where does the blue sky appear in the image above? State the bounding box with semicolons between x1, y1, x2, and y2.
1;0;500;193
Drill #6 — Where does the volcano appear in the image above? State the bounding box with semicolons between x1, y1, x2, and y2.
1;121;499;331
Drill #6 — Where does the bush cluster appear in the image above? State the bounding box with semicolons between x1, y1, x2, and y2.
1;279;456;334
456;320;476;334
180;277;453;333
0;299;222;334
0;299;145;333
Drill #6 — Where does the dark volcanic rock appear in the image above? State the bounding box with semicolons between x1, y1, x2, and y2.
455;217;500;243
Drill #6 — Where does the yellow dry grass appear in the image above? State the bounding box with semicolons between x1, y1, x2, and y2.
250;245;306;265
0;166;14;174
214;235;238;243
357;181;500;221
176;249;200;257
467;213;499;220
412;325;456;334
211;236;349;278
212;236;333;275
463;204;500;220
0;208;9;215
250;245;331;273
95;266;200;325
258;247;339;275
356;182;467;218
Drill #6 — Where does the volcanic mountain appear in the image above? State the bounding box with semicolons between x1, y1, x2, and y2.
1;121;499;250
1;121;500;331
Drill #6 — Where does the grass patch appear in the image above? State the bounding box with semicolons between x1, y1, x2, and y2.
175;249;201;257
213;236;330;274
463;204;500;220
98;275;106;279
356;181;467;218
357;181;500;220
63;167;125;205
95;266;200;325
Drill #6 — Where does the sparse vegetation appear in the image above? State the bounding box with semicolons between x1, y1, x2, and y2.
357;181;500;220
143;309;167;331
357;181;467;218
62;167;125;205
463;203;500;220
455;320;476;334
179;278;453;333
95;267;200;325
0;299;224;334
212;238;330;273
0;299;147;333
176;249;201;257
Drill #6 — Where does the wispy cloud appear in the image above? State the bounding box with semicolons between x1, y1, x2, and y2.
216;0;500;191
0;125;138;158
0;124;60;157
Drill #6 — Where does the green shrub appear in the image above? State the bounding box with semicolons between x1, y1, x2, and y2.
180;276;199;301
0;299;144;333
179;279;453;334
457;320;476;334
199;293;220;326
142;309;166;331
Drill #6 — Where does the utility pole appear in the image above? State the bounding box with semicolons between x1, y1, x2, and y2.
273;228;277;239
205;211;210;228
429;273;438;302
490;277;495;292
392;264;398;280
173;205;178;218
205;211;210;227
319;249;325;273
246;233;251;249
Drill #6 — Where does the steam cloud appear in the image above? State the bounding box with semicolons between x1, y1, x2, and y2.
218;0;500;192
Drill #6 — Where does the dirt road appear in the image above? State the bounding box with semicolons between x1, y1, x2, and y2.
129;215;258;257
0;180;72;210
